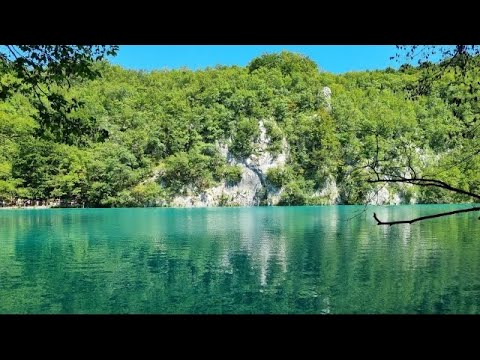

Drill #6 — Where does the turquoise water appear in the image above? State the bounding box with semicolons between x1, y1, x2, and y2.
0;205;479;314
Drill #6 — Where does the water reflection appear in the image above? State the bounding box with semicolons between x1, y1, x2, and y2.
0;205;479;314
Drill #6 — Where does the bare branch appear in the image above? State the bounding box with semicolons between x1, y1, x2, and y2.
342;204;369;222
367;177;480;201
373;207;480;226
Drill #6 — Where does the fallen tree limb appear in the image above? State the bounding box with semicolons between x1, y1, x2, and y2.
373;207;480;226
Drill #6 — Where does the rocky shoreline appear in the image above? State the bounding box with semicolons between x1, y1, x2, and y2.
0;206;52;210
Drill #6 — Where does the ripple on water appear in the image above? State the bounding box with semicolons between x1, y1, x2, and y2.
0;205;479;314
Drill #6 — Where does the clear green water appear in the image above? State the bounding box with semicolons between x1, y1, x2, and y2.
0;205;479;314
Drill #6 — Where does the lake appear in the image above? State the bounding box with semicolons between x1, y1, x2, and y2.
0;205;479;314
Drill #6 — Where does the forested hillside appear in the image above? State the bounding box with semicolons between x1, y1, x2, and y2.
1;51;478;207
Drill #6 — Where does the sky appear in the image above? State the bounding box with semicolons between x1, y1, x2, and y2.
110;45;401;74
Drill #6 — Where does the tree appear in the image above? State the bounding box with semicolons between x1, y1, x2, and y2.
369;45;480;225
0;45;118;144
3;48;478;211
0;46;118;102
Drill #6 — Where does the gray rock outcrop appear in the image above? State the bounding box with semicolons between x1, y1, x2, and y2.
170;120;288;207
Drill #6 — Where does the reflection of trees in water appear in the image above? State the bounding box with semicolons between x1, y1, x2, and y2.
0;207;479;313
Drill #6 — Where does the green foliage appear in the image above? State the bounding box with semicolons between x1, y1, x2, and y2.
1;50;479;207
286;109;340;184
248;51;318;77
0;45;117;102
161;143;224;194
266;166;294;188
263;119;283;154
222;165;243;185
278;178;314;206
85;142;145;206
0;46;118;147
114;182;165;207
230;117;260;158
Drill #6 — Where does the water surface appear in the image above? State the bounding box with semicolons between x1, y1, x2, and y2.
0;205;479;314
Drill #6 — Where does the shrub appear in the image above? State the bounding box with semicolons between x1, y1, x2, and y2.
230;117;260;158
223;165;243;185
278;178;314;205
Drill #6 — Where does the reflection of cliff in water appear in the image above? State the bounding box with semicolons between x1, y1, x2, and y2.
0;206;479;314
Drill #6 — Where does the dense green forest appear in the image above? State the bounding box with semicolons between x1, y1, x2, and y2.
1;51;479;207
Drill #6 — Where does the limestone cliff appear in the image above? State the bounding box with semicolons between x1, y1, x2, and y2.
161;86;420;207
170;120;288;207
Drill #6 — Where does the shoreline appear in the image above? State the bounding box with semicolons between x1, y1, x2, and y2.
0;203;475;210
0;205;53;210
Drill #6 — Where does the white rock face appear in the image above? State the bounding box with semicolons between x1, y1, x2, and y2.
170;120;288;207
167;115;415;207
322;86;332;111
365;187;399;205
314;176;341;204
245;120;287;184
161;86;421;207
